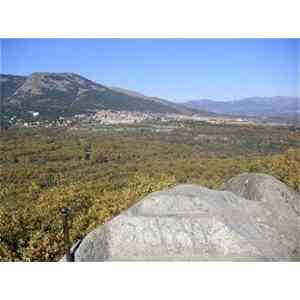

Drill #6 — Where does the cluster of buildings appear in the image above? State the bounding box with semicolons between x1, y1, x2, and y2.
74;110;253;125
196;116;254;125
81;110;152;124
11;117;73;129
74;110;188;124
6;109;256;130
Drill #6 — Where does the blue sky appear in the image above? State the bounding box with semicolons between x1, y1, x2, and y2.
0;38;298;102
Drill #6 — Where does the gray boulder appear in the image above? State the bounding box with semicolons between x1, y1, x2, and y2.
221;173;299;215
63;175;299;261
222;173;300;260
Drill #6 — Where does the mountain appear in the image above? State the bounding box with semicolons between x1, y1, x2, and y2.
109;86;199;115
184;97;300;120
0;74;27;99
0;72;199;120
3;72;296;122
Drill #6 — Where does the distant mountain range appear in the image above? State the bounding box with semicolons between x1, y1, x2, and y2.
184;97;299;120
0;72;201;120
1;72;298;122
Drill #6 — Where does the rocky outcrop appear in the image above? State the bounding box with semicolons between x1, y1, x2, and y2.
62;174;299;262
222;173;300;260
221;173;299;215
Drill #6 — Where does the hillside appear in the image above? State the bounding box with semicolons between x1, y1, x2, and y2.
0;74;27;99
0;72;199;120
184;97;300;120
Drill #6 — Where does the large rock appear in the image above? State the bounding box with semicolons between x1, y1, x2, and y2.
222;173;300;260
221;173;299;215
64;175;300;261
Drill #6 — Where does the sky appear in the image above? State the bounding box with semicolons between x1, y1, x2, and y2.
0;38;299;102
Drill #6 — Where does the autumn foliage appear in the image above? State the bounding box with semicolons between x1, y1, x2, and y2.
0;124;299;261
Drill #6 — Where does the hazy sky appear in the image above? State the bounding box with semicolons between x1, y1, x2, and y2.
1;38;298;102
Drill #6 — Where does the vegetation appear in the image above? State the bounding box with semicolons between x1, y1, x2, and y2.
0;122;299;261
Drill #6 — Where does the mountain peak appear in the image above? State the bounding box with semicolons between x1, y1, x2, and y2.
1;72;200;120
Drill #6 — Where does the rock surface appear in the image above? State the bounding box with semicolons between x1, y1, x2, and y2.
63;174;299;261
222;173;300;260
221;172;299;215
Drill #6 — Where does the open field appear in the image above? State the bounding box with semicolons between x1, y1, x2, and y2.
0;121;299;261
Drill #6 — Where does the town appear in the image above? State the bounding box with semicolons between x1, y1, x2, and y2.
5;109;266;130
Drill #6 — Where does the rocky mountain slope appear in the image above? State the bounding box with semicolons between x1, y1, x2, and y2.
62;173;299;262
184;97;300;120
1;72;199;120
0;74;27;99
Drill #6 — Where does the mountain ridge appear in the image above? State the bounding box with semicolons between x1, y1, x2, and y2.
184;96;299;120
1;72;298;121
1;72;201;120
